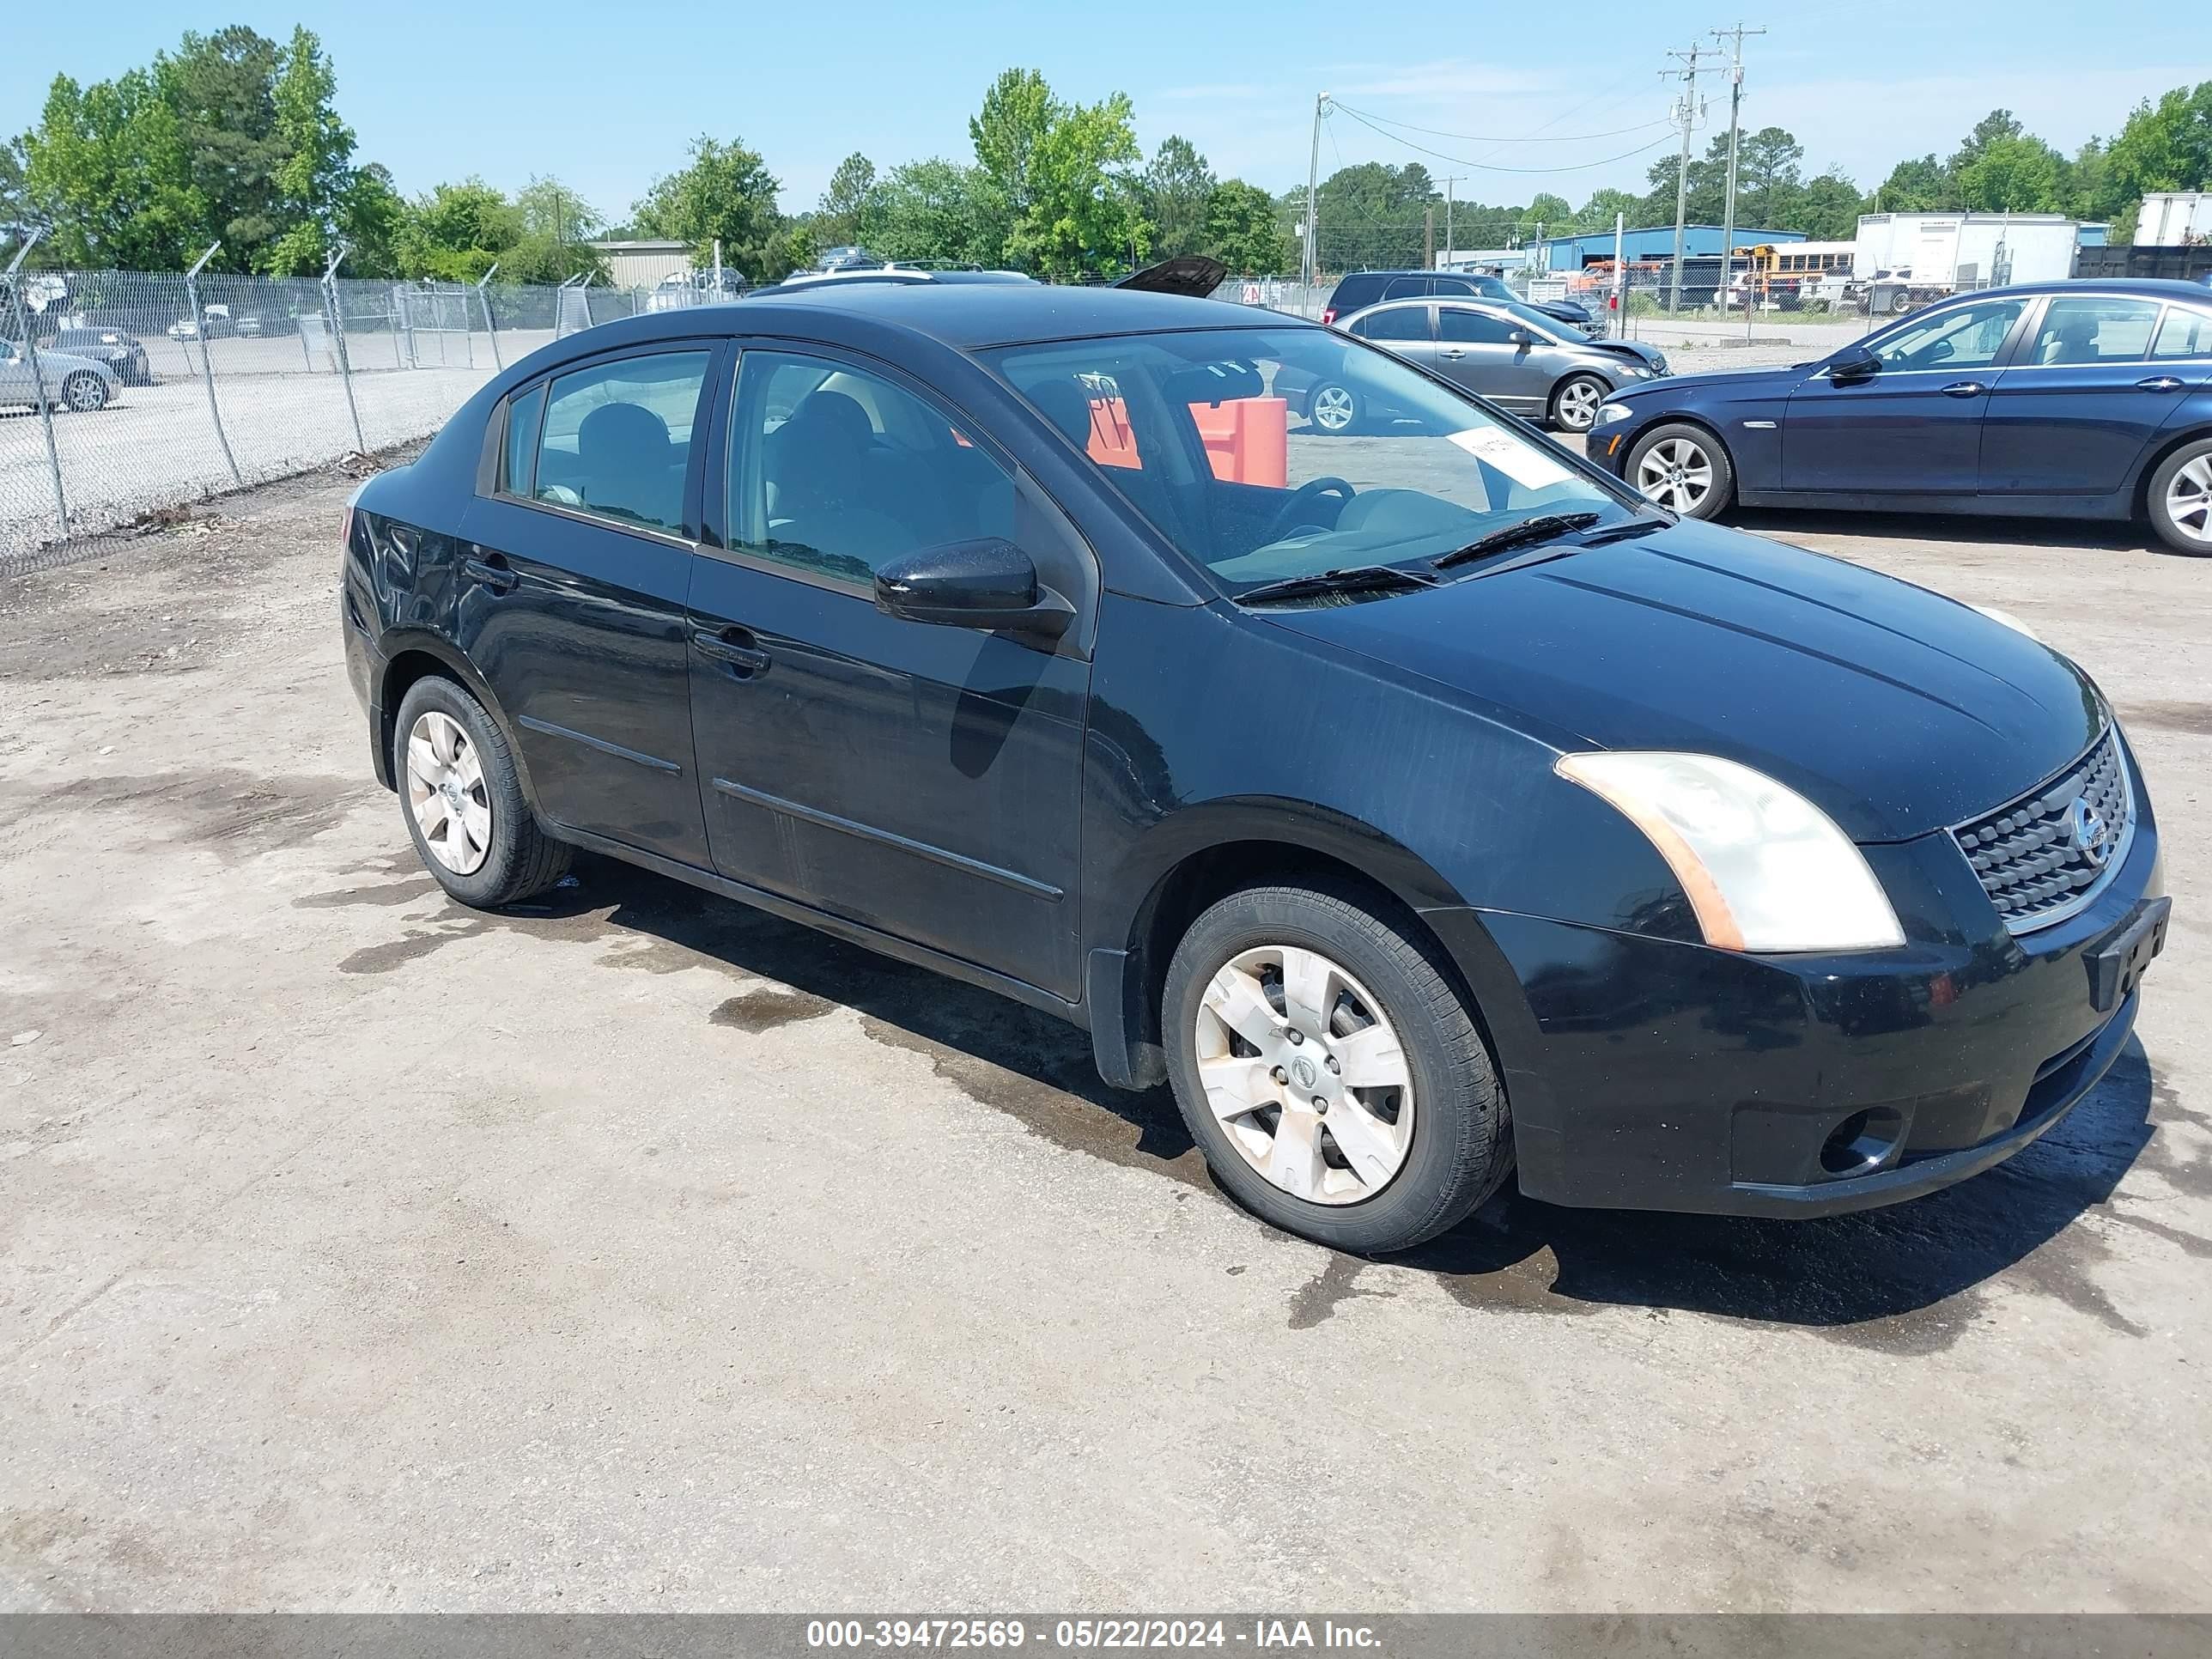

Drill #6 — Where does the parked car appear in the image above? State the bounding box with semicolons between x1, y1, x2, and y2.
1306;295;1666;432
1322;270;1595;333
167;303;262;341
50;327;155;386
0;338;120;412
1589;279;2212;555
814;246;881;272
343;283;2166;1254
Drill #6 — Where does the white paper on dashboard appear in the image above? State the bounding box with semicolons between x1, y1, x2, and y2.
1447;426;1576;490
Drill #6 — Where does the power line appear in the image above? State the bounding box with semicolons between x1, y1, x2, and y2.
1326;100;1670;147
1328;103;1676;174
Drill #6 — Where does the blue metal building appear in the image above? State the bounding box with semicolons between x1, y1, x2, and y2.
1533;224;1807;268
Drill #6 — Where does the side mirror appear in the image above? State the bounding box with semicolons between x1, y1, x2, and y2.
1506;329;1534;347
1829;345;1881;383
874;538;1073;641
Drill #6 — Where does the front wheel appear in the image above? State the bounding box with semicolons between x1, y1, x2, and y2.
1549;373;1607;433
1306;381;1361;435
2148;438;2212;556
1162;884;1510;1254
393;676;571;908
1626;422;1735;520
62;373;109;413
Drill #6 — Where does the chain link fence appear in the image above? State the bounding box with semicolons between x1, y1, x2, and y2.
0;267;780;574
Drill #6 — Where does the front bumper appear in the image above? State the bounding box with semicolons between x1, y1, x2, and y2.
1423;764;2166;1217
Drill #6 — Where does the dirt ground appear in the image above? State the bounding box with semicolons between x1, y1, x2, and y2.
1;461;2208;1613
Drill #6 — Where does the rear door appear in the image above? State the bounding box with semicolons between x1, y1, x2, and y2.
1435;303;1548;411
457;344;720;865
686;347;1097;1000
1781;295;2031;495
1979;295;2205;495
1349;303;1437;379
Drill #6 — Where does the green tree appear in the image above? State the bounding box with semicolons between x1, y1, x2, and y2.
155;27;284;264
1793;172;1863;240
866;159;1009;267
1142;136;1216;259
816;152;879;248
1312;161;1437;270
334;161;404;276
1523;191;1572;232
1870;153;1956;212
500;175;606;283
631;134;801;279
1570;187;1641;234
1955;133;2065;212
1004;91;1145;276
19;70;204;268
969;68;1055;216
258;28;362;274
1735;128;1806;228
1948;109;2024;175
2103;82;2212;238
394;179;519;282
1204;178;1287;271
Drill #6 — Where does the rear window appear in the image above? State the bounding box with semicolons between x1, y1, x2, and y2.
1328;275;1389;313
2152;307;2212;360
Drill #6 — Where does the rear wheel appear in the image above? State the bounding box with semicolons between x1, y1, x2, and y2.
1307;381;1361;435
2148;438;2212;556
1626;422;1735;520
393;676;570;908
1549;374;1607;433
1163;883;1510;1254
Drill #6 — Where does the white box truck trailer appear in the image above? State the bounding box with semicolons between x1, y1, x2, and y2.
2134;192;2212;245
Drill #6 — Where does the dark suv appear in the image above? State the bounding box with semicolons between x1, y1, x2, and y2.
1324;270;1594;332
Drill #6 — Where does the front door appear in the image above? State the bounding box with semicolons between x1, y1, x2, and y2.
1781;295;2031;495
1435;303;1549;413
458;345;719;865
686;348;1094;1000
1978;295;2192;496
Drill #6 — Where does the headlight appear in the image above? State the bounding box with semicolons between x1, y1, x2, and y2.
1619;365;1654;378
1593;402;1634;427
1969;603;2041;641
1555;751;1905;953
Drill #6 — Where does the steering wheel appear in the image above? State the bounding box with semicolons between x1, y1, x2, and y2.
1267;477;1356;542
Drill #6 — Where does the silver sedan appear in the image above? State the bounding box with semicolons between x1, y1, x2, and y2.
1331;296;1668;433
0;339;122;414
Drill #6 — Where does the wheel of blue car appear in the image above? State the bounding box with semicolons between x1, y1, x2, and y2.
1549;374;1607;433
393;676;571;908
1163;883;1510;1254
1626;422;1734;520
1307;381;1361;435
2147;438;2212;556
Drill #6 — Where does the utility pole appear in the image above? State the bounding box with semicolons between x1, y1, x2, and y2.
1661;43;1717;313
1712;22;1766;326
1424;206;1435;270
1304;92;1328;295
1439;175;1466;270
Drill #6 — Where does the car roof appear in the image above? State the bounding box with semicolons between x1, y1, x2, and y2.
702;282;1300;349
1941;278;2212;301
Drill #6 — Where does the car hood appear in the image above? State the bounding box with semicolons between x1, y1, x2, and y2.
1615;363;1802;399
1260;520;2103;842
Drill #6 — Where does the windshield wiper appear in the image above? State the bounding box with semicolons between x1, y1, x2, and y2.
1432;513;1601;570
1234;564;1441;606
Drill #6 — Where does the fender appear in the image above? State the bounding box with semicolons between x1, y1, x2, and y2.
369;625;546;821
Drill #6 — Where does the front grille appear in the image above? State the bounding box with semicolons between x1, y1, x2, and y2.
1953;730;2130;930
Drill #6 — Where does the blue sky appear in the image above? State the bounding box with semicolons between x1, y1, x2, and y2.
8;1;2203;231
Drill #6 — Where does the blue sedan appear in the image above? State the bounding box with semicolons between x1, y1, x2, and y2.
1588;279;2212;555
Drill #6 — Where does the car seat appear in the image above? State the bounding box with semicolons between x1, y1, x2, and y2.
576;402;680;528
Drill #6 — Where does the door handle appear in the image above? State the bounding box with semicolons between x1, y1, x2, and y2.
691;625;770;678
461;552;518;593
2136;376;2185;392
1939;381;1987;398
1440;347;1466;359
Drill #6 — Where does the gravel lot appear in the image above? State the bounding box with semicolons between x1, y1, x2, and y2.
2;457;2208;1613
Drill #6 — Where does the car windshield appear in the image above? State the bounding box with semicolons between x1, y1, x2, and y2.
986;325;1631;598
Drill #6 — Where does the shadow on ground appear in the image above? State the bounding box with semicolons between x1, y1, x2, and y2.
330;852;2173;1351
1724;505;2160;556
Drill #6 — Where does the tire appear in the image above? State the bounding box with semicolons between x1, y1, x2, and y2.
2146;437;2212;556
1548;373;1607;434
392;676;570;908
1306;381;1361;436
1626;422;1735;520
1162;883;1510;1255
62;373;108;413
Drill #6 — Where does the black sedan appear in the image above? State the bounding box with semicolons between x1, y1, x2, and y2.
51;327;156;386
1589;278;2212;554
341;283;2167;1254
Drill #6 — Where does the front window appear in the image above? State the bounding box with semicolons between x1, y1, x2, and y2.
1864;297;2028;372
987;325;1632;599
